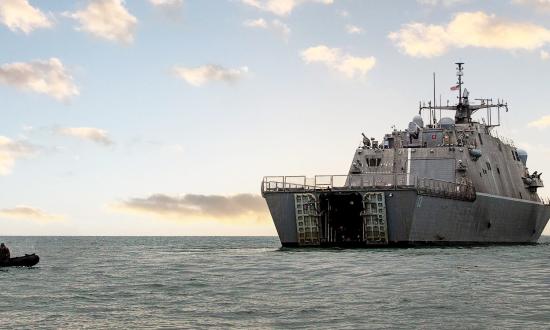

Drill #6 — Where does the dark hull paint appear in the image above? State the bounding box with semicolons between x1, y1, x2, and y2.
0;254;40;267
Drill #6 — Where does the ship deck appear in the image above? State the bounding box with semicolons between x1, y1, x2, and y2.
262;174;476;201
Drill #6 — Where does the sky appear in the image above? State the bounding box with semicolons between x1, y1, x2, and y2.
1;0;550;236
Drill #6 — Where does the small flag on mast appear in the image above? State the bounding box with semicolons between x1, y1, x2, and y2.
450;85;459;91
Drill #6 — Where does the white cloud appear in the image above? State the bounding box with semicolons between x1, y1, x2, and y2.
149;0;183;9
300;45;376;79
0;58;78;101
65;0;137;44
148;0;183;19
271;19;291;38
112;193;269;223
0;136;37;175
244;18;290;39
0;0;53;34
173;65;249;87
345;24;363;34
338;9;349;17
240;0;333;16
0;205;64;222
513;0;550;12
417;0;468;6
244;18;268;28
541;50;550;59
57;127;113;146
528;115;550;128
389;11;550;57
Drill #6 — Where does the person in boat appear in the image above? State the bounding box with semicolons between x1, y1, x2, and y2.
0;243;10;264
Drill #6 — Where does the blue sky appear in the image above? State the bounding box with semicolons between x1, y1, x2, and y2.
1;0;550;235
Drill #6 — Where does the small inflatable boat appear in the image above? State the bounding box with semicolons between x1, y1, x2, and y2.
0;254;40;267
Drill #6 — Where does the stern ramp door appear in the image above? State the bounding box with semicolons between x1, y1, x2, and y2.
294;194;320;246
361;192;388;245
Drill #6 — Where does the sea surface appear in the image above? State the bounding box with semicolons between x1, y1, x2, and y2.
1;236;549;329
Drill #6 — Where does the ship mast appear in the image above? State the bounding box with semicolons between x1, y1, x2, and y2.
454;62;470;123
456;62;463;106
418;63;508;126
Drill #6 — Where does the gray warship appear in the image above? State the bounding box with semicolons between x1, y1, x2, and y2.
262;63;550;247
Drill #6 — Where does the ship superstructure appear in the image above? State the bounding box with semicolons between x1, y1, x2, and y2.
262;63;550;247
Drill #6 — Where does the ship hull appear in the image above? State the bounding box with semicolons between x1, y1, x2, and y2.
264;190;550;247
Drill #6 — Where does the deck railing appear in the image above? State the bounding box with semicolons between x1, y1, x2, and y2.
262;174;476;201
539;196;550;205
416;177;476;201
262;173;413;191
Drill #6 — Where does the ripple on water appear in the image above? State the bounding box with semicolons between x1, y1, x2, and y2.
0;236;550;328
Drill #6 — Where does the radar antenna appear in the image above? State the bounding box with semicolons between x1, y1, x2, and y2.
418;63;509;126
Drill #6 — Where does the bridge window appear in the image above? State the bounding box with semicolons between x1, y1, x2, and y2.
367;158;382;167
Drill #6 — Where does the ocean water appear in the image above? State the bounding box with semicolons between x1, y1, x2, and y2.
1;236;549;329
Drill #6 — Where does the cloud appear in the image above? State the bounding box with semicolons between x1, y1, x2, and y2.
57;127;114;146
513;0;550;12
542;50;550;59
300;45;376;79
528;115;550;128
0;58;78;101
0;137;38;175
244;17;268;28
112;193;269;222
243;18;290;39
0;0;53;34
148;0;184;19
345;24;363;34
271;19;291;38
149;0;183;9
338;9;349;17
65;0;137;44
240;0;333;16
0;205;64;222
173;65;249;87
389;11;550;58
417;0;468;6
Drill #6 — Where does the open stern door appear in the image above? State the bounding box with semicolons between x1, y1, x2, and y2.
294;194;321;246
361;192;389;245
